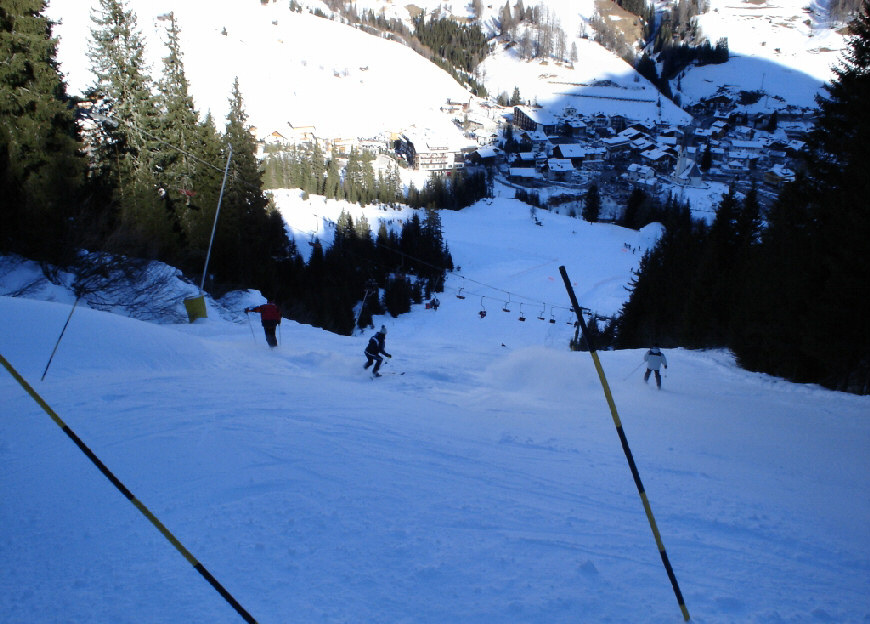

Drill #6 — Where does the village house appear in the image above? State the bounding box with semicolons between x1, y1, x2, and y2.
398;131;464;173
513;106;559;134
601;135;632;159
764;163;796;188
630;136;656;154
260;129;288;146
625;163;656;184
552;144;588;167
467;145;503;167
610;114;629;133
441;98;471;114
285;122;318;146
583;147;606;164
511;151;539;167
640;147;676;172
710;120;729;139
589;113;610;130
658;125;684;141
472;130;499;146
729;139;766;157
561;119;588;138
329;137;357;156
546;158;575;182
508;167;541;182
519;128;551;146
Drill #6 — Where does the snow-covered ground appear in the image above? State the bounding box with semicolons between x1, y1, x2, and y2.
15;3;865;621
678;0;846;111
47;0;473;140
480;37;693;126
2;196;869;623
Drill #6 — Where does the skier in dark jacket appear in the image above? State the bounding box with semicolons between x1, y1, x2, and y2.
363;325;391;376
643;344;668;389
245;300;282;347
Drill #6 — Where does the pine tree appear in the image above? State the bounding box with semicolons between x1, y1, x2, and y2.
621;187;651;229
682;186;740;347
499;0;513;35
0;0;84;263
582;183;601;222
212;76;289;288
344;147;362;203
700;142;713;171
184;111;226;255
88;0;167;256
154;12;204;256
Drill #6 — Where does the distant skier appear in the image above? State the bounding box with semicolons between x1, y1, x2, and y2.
245;300;282;348
363;325;391;377
643;344;668;389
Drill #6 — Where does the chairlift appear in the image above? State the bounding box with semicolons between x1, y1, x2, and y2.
549;309;556;324
479;297;487;319
518;303;526;322
502;294;511;313
456;287;466;300
537;303;546;321
564;307;576;325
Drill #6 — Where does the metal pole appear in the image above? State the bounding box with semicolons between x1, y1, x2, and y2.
200;144;233;294
559;266;690;622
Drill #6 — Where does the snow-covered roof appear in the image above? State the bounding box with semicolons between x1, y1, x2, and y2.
548;159;575;172
509;167;541;178
556;144;588;158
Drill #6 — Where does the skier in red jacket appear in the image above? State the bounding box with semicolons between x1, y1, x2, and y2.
245;300;282;347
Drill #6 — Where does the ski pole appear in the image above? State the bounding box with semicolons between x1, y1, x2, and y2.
623;360;645;381
245;312;257;343
41;295;81;381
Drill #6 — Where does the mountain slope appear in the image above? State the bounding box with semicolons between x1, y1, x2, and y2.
48;0;472;138
2;197;869;623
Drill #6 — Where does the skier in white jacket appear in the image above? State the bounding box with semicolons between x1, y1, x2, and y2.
643;345;668;389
